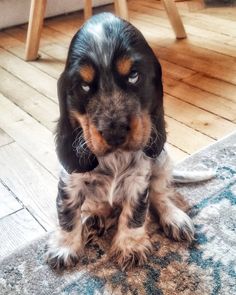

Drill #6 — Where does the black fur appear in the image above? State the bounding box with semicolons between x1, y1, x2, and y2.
128;188;149;228
56;179;85;231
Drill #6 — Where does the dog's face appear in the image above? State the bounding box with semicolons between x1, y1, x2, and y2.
56;13;166;173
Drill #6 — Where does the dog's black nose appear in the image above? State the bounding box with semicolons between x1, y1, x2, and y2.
105;134;126;146
101;122;130;147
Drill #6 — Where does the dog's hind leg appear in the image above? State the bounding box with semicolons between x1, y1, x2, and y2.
150;153;194;242
150;189;194;242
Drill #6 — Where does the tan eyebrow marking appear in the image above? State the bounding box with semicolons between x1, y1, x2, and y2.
79;65;95;82
116;57;133;76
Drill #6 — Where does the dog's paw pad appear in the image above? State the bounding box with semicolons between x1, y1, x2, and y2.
161;208;194;242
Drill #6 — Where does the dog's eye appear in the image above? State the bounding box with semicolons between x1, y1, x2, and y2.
81;83;90;92
128;71;139;84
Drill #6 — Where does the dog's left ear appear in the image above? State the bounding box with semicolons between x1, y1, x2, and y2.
143;59;166;158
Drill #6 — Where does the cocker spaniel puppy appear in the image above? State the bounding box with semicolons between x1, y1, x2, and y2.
46;12;194;270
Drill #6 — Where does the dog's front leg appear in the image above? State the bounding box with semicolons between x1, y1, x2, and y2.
110;157;152;270
110;188;152;270
46;175;85;270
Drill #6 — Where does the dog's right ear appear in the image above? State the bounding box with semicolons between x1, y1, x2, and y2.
55;72;98;173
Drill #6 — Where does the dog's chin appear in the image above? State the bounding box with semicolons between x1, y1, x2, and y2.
89;139;147;158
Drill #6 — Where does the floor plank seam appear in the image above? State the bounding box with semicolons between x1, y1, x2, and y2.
25;207;48;232
164;92;236;123
0;178;25;209
165;114;218;141
0;208;24;222
0;62;58;105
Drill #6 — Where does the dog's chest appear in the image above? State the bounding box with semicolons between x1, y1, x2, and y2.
78;151;152;217
99;151;151;199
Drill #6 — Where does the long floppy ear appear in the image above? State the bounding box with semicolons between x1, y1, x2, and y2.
143;112;166;158
143;59;166;158
55;72;98;173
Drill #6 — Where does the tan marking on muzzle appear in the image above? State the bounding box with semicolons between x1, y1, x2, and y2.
126;112;152;150
116;57;132;76
79;65;95;82
89;122;110;155
70;111;110;156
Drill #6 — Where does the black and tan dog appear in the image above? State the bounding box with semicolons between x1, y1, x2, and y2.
46;13;194;271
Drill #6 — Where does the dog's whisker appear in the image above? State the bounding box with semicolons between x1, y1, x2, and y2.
72;126;83;135
148;124;161;147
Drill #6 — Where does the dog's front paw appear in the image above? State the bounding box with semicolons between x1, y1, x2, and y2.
161;208;194;242
45;231;82;270
46;247;79;270
110;229;152;270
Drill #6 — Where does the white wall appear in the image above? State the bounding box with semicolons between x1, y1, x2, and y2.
0;0;113;30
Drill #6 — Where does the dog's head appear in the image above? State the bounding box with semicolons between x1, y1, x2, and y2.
56;13;166;173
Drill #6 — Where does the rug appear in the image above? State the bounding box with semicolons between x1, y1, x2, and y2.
0;132;236;295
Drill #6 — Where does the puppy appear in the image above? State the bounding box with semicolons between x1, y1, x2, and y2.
46;13;194;271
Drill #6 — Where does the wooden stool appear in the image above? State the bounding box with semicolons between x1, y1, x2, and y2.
25;0;128;61
25;0;186;61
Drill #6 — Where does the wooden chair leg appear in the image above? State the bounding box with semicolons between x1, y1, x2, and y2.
114;0;129;21
25;0;47;61
162;0;187;39
84;0;92;20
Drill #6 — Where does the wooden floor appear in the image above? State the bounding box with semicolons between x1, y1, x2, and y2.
0;0;236;258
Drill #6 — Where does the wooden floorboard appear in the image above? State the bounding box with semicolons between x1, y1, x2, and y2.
183;73;236;104
0;209;46;258
164;94;236;139
0;128;14;148
163;77;236;122
0;68;58;132
0;93;58;176
0;142;57;230
0;181;22;219
0;0;236;258
0;48;57;101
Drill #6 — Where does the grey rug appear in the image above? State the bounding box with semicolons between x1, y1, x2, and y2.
0;132;236;295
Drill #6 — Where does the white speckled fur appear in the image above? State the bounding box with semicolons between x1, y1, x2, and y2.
47;149;195;269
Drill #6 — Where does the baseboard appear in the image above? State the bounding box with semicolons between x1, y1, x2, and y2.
0;0;113;30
